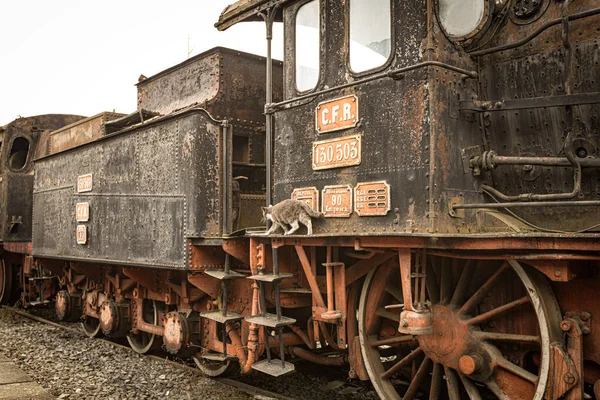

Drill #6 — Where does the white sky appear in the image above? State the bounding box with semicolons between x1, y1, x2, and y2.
0;0;283;125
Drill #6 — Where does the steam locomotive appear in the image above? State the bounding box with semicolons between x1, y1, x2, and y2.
2;0;600;399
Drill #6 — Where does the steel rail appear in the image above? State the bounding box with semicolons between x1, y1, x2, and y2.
1;306;294;400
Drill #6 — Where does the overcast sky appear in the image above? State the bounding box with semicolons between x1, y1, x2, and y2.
0;1;283;125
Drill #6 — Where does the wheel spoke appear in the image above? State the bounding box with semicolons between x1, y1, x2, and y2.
458;373;482;400
429;363;443;400
472;331;540;344
385;285;403;302
440;258;452;304
495;356;538;384
403;357;431;400
425;260;440;304
466;296;530;326
369;335;415;348
376;307;400;322
459;262;509;316
444;366;461;400
381;348;423;381
485;379;510;400
451;259;476;306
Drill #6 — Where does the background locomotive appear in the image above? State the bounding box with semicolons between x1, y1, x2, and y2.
0;0;599;399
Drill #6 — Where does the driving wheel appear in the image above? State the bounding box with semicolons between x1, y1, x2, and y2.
358;255;562;400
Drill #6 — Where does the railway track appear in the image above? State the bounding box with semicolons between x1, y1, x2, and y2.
0;306;376;400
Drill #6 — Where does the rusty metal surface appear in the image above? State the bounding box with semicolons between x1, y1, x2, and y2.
32;110;224;269
0;115;85;244
45;112;124;156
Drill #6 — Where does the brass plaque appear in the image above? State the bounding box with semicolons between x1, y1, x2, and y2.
76;225;87;245
354;181;391;216
312;135;361;171
322;185;352;218
315;95;358;133
291;187;319;212
76;202;89;222
77;173;93;193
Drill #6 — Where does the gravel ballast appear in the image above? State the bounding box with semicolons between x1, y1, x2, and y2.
0;309;251;400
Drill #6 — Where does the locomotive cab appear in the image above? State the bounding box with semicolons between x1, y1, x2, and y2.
217;1;600;398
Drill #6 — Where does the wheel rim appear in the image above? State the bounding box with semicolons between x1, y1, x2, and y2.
81;317;101;338
193;357;236;377
0;260;5;303
127;300;158;354
358;256;562;400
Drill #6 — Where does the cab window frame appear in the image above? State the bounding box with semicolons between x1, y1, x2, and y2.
346;0;395;77
7;135;32;173
293;0;322;94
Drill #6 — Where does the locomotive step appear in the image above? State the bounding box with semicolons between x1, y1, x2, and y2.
247;273;293;283
28;276;55;281
201;353;238;362
280;287;312;294
199;310;244;324
203;268;245;280
322;262;345;267
245;313;296;328
28;300;51;306
251;359;295;377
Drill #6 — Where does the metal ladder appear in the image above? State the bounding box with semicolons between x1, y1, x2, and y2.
245;247;296;376
199;254;245;362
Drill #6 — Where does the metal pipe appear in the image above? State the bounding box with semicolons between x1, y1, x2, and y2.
221;122;229;236
487;155;600;168
266;61;478;114
452;200;600;210
470;7;600;57
289;347;346;366
289;325;315;349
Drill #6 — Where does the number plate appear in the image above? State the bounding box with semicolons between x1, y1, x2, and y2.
322;185;352;218
354;181;391;216
291;187;319;212
316;95;359;133
76;225;87;245
77;174;93;193
76;202;89;222
312;135;361;171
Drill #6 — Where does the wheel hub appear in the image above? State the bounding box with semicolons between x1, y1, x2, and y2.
417;305;493;381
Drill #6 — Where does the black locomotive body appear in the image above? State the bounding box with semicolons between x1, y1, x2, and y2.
1;1;600;400
33;47;282;268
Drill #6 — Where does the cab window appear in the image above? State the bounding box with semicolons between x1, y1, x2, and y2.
349;0;392;73
295;0;320;92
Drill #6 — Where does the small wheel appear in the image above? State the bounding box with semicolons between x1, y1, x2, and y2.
358;255;563;400
0;259;18;305
81;317;102;338
193;357;239;377
127;300;159;354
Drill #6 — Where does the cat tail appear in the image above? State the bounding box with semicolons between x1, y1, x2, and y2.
300;201;323;218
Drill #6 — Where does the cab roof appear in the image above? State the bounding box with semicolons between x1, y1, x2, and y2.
215;0;288;31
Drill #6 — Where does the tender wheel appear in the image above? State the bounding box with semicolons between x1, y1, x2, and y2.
0;259;17;305
81;317;102;338
127;300;159;354
193;357;239;377
358;256;562;400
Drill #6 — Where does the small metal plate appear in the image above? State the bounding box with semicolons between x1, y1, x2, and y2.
251;359;295;377
312;135;361;170
291;187;319;213
316;94;358;134
76;225;87;244
354;181;391;217
76;202;89;222
322;185;352;218
77;174;93;193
